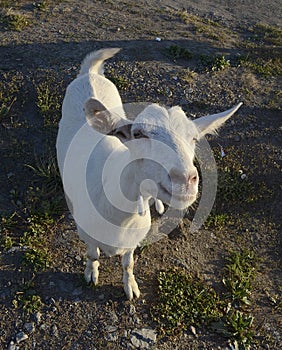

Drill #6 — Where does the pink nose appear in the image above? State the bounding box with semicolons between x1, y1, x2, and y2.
169;167;198;185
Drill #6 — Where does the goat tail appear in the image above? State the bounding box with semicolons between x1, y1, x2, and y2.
78;48;121;77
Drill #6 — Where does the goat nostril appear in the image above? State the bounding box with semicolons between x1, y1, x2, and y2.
189;173;198;184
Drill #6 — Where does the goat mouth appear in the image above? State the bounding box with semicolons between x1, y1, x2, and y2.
158;183;196;206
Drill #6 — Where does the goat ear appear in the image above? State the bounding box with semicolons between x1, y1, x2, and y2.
194;103;243;137
84;97;121;134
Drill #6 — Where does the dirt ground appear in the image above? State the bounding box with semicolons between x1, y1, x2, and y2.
0;1;281;349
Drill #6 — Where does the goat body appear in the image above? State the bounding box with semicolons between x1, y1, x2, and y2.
57;48;242;299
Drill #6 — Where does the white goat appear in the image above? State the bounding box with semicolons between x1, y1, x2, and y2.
56;48;242;300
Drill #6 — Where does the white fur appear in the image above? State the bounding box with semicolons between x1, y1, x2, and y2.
56;48;242;300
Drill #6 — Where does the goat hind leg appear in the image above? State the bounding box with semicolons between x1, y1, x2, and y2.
84;245;100;285
122;250;140;300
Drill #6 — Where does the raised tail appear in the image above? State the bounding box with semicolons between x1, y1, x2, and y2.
78;48;121;77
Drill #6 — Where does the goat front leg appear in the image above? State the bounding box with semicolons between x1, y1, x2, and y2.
122;250;140;300
84;245;100;285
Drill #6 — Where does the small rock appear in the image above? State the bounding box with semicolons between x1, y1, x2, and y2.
24;322;35;334
128;304;136;316
15;332;28;344
7;341;18;350
106;325;118;333
234;134;241;142
190;325;197;336
130;328;157;349
105;332;118;342
7;246;22;253
49;297;56;305
39;323;47;331
50;324;59;337
108;311;119;323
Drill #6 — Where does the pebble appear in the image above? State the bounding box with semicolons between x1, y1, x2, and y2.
128;304;136;316
108;311;119;323
105;332;118;342
15;331;28;343
24;322;35;333
7;341;19;350
39;323;47;331
130;328;157;349
33;311;42;324
50;324;59;337
190;325;197;336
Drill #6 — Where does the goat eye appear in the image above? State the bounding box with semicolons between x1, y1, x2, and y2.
114;130;127;139
133;130;147;139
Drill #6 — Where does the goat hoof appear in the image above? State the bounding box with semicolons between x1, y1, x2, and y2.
84;271;98;286
124;281;140;300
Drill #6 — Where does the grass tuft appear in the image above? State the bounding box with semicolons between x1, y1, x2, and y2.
1;10;31;31
200;54;230;72
12;278;43;314
166;44;192;61
20;214;55;271
151;268;222;335
152;249;258;349
223;250;257;306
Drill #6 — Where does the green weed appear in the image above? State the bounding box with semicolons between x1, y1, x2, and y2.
166;44;192;61
12;278;43;314
36;83;61;126
0;0;15;7
212;55;230;71
151;268;222;335
247;57;281;77
216;167;255;204
152;249;258;348
0;96;16;121
1;11;31;31
33;1;48;12
107;70;130;90
1;234;15;250
26;152;60;184
25;152;63;216
223;250;257;306
20;214;54;271
175;9;227;42
178;68;196;83
0;212;22;250
252;23;282;46
204;212;232;230
34;69;64;128
200;54;230;72
212;310;254;349
0;71;23;123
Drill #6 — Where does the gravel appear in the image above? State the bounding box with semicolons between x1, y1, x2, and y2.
0;0;281;349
